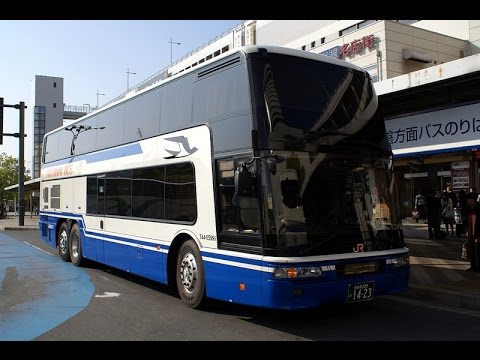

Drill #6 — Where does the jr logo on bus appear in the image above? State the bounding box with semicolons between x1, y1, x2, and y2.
353;243;364;253
164;136;198;159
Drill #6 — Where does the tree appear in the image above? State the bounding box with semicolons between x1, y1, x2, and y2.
0;152;31;202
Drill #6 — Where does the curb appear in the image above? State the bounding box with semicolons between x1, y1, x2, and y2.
0;226;39;231
400;284;480;311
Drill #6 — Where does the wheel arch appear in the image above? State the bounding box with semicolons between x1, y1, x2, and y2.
167;231;202;290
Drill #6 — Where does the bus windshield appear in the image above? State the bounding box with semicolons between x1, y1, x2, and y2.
249;51;390;155
248;51;402;256
261;149;403;257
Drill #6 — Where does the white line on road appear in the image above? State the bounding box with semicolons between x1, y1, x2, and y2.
95;292;121;298
22;241;55;256
384;295;480;318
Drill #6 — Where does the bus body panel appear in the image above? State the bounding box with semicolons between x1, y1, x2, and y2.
38;46;409;310
201;248;409;309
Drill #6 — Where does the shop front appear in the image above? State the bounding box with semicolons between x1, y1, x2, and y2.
385;102;480;218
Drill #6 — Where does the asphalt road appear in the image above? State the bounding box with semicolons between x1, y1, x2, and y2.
3;230;480;341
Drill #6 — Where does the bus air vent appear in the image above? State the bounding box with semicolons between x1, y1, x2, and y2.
197;57;241;79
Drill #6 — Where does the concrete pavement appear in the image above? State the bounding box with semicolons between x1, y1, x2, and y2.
0;213;39;231
1;214;479;312
401;219;480;311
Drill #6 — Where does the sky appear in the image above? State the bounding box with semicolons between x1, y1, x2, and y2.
0;20;240;168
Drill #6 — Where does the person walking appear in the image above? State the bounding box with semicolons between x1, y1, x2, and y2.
414;190;427;224
465;193;480;272
426;190;441;240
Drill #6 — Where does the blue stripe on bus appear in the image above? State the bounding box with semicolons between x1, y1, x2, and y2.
200;251;264;267
42;143;143;169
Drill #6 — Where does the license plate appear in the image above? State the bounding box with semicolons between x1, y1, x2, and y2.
347;281;374;303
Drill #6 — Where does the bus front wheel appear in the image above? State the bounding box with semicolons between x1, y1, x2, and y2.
58;222;70;262
176;239;206;308
69;223;83;267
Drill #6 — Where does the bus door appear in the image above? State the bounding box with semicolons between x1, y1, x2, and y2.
85;176;105;263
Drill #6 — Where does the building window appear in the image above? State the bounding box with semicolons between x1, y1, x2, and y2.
214;50;221;57
321;37;325;44
358;20;376;28
222;45;229;53
53;82;57;88
53;103;56;108
339;24;358;36
301;45;306;51
311;41;316;48
364;64;378;83
396;20;419;25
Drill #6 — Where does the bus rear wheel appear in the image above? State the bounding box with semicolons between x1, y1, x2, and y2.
69;223;84;267
176;239;206;308
58;222;70;262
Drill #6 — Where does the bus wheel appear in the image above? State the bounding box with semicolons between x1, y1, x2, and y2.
58;222;70;262
176;239;206;308
69;223;83;267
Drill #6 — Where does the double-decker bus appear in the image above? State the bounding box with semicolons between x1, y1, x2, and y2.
39;45;409;310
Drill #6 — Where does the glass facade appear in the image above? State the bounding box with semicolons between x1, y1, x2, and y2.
33;106;46;178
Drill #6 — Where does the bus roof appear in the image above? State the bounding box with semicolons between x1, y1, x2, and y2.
47;45;364;138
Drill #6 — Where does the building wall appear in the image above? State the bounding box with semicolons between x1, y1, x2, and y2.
384;21;466;79
31;76;63;178
256;20;340;46
412;20;470;40
469;20;480;54
34;76;63;133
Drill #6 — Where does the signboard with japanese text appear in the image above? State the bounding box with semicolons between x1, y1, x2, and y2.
234;28;243;48
340;35;376;58
451;161;470;190
245;22;255;46
320;46;341;59
385;102;480;156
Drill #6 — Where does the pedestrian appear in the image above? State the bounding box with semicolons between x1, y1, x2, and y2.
414;190;427;223
441;192;454;235
426;190;441;240
465;193;480;272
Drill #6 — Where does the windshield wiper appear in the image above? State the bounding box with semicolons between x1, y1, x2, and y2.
303;129;349;142
339;139;393;157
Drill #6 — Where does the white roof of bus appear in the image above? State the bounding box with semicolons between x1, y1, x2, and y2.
46;45;363;138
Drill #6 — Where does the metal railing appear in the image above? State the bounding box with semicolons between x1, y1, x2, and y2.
101;21;242;109
63;104;97;114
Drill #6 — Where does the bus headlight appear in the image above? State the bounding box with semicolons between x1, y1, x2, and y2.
391;255;409;268
273;266;322;279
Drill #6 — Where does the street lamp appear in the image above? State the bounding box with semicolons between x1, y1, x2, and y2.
96;90;105;108
168;36;181;66
126;67;136;91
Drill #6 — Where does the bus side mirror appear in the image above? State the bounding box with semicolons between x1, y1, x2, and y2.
235;164;254;197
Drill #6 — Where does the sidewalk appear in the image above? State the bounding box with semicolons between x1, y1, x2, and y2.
1;214;479;311
0;213;39;231
400;218;480;311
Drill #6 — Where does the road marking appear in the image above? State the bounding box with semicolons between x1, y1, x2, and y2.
22;241;54;256
384;295;480;318
95;292;121;298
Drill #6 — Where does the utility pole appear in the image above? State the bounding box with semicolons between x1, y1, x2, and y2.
96;90;105;108
0;98;27;226
126;68;136;91
168;37;181;66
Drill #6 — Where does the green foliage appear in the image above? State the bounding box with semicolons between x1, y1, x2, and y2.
0;152;31;200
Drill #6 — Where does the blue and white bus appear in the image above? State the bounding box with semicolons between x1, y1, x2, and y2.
39;45;409;310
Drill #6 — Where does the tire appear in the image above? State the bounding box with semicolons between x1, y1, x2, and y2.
69;223;83;267
176;239;206;308
58;222;70;262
